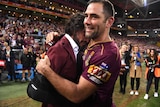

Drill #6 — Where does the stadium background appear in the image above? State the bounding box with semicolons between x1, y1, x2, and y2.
0;0;160;107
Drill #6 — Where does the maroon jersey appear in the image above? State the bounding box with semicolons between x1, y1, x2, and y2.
82;41;121;107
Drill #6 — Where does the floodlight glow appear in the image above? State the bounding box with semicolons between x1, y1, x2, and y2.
144;0;147;6
131;0;147;7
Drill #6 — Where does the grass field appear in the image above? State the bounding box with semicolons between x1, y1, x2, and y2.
0;64;160;107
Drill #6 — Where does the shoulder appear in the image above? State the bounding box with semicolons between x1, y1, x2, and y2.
85;42;120;67
97;42;119;59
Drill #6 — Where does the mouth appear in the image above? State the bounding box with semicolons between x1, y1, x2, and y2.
85;26;94;33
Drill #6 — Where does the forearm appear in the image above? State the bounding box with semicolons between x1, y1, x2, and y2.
36;56;97;103
43;65;91;103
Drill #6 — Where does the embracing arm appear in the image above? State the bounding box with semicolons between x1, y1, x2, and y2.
36;56;97;103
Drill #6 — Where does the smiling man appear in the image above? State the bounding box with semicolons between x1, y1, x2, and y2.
36;0;121;107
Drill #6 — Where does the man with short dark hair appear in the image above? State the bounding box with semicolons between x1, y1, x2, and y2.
40;13;86;107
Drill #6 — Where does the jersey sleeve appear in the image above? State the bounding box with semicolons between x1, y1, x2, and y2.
82;52;113;85
82;43;121;86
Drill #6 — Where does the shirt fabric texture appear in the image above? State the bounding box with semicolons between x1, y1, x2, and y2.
81;41;121;107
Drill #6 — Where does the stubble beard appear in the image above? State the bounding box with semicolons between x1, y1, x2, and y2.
85;27;99;40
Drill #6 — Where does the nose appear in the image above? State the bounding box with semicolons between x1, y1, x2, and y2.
84;16;91;25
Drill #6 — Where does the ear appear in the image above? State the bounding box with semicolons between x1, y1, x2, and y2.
75;30;85;42
106;17;115;28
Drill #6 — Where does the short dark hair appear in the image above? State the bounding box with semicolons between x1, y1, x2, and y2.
65;13;85;37
87;0;115;19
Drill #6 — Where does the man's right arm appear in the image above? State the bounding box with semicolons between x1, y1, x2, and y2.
36;56;98;103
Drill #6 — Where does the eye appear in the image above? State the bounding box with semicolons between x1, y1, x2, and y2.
84;13;99;19
84;14;88;18
91;14;99;18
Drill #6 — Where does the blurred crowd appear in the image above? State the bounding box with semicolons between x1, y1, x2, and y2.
112;34;160;53
0;15;64;54
128;20;160;29
3;0;84;16
0;15;65;82
0;13;160;86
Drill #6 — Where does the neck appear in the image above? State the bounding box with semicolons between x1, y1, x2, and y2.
88;35;112;48
91;34;111;44
151;56;154;59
